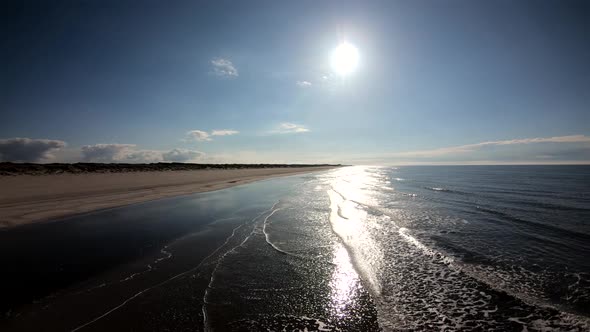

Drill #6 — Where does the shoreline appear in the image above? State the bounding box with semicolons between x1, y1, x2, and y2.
0;166;337;228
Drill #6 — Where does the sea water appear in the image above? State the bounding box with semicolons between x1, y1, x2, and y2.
1;166;589;331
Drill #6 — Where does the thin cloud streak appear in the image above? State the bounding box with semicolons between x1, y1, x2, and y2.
270;123;310;134
211;129;239;136
388;135;590;159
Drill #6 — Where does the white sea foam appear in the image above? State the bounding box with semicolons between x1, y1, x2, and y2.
398;227;454;265
262;208;291;255
153;246;172;263
240;314;340;331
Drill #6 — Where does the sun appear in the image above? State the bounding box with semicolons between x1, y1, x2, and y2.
331;42;359;76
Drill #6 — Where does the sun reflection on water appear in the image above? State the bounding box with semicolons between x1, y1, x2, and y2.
329;243;360;317
328;166;390;207
323;166;387;296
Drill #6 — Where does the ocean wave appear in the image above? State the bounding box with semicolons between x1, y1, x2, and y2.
427;186;450;192
498;198;590;212
423;186;471;196
398;227;455;265
476;206;590;242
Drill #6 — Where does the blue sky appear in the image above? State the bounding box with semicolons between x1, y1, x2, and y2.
1;0;589;164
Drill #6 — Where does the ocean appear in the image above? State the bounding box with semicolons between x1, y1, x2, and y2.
1;166;589;331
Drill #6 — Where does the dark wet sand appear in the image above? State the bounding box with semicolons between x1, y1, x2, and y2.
0;182;275;331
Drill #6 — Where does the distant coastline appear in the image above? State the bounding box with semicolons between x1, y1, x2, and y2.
0;164;340;228
0;162;342;176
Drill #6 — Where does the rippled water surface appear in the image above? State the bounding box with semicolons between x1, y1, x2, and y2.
323;166;590;330
1;166;589;331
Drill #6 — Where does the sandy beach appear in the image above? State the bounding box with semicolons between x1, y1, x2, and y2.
0;166;335;228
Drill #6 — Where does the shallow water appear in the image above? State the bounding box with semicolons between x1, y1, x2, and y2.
1;166;589;331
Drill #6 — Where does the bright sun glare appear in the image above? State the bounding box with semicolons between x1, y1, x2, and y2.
331;42;360;76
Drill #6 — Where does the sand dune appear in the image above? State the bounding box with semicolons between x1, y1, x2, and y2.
0;166;336;228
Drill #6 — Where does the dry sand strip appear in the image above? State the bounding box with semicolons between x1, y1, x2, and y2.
0;166;336;228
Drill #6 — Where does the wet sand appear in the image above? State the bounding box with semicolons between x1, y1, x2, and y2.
0;173;379;331
0;166;335;228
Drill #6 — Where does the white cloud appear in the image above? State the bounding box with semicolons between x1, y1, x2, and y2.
296;80;312;87
0;138;66;162
272;122;310;134
211;129;239;136
162;148;204;162
186;130;212;142
81;144;137;162
125;150;164;163
81;144;204;163
211;58;238;78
